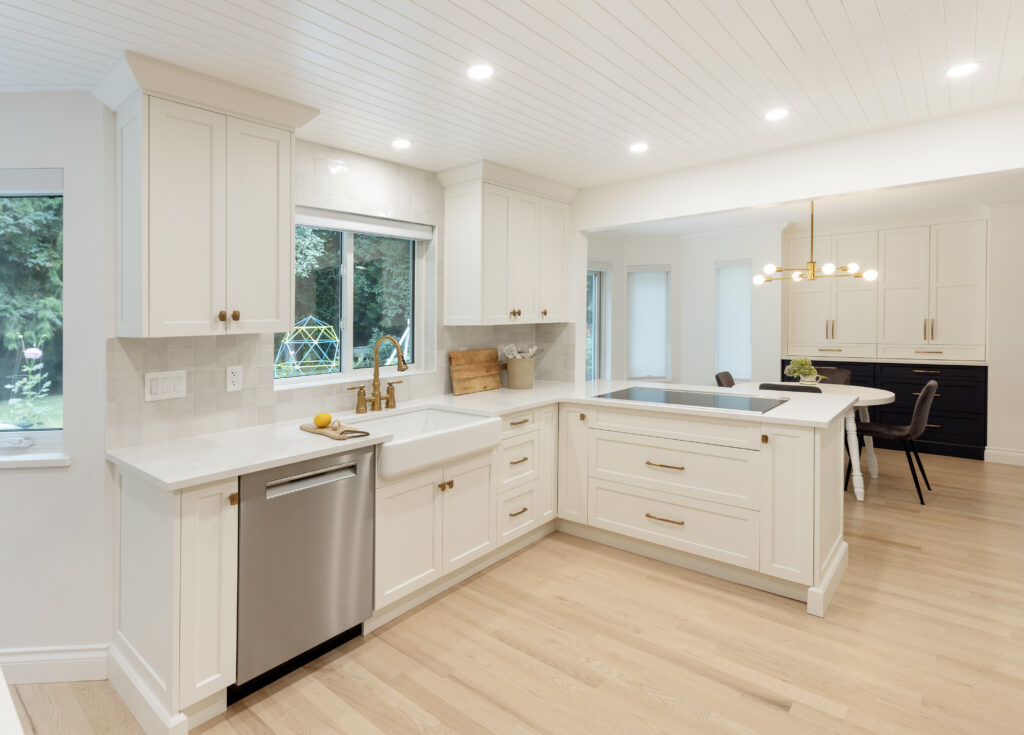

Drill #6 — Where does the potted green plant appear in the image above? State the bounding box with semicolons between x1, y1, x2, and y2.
784;357;824;385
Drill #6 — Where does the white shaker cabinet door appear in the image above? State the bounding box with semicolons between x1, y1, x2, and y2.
537;405;558;522
481;183;514;324
557;406;589;523
877;226;930;345
441;456;496;573
148;97;227;337
786;236;832;349
178;479;238;709
831;231;878;346
930;221;986;349
226;118;293;334
537;198;569;322
374;472;443;610
509;191;541;322
758;426;814;585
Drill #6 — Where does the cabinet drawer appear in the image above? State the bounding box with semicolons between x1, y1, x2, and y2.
497;482;537;546
502;410;537;435
590;407;760;450
588;478;758;570
789;344;877;359
877;345;985;361
589;430;759;510
500;432;538;489
877;363;987;383
872;408;986;446
781;359;875;387
878;380;986;414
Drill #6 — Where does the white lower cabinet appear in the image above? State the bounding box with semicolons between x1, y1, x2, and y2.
374;452;495;610
497;481;539;544
557;405;589;522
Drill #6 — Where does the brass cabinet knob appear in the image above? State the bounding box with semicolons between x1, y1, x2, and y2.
228;492;239;506
541;309;548;316
438;482;446;491
231;310;240;321
218;310;227;322
446;479;454;489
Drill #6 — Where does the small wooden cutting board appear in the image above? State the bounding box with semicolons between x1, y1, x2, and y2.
300;423;371;440
450;348;503;396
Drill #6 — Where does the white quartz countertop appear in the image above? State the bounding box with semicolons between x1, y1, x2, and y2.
106;379;855;492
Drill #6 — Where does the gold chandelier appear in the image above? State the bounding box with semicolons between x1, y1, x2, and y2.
754;201;878;285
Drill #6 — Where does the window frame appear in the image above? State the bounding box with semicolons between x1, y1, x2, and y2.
625;264;671;382
0;168;64;452
585;265;611;381
275;209;431;390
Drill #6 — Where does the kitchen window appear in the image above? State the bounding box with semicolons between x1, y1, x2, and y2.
585;268;606;381
1;169;63;446
627;266;670;380
274;209;430;384
715;261;753;382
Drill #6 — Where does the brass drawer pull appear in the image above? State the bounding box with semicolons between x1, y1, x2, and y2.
229;492;239;506
926;424;941;429
509;506;528;517
913;392;941;397
923;317;927;340
510;418;530;426
510;456;529;465
645;512;685;526
913;369;940;374
645;460;685;471
818;348;842;352
579;413;586;421
931;318;935;340
915;350;943;354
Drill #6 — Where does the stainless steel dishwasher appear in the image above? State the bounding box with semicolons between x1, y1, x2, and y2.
235;445;374;690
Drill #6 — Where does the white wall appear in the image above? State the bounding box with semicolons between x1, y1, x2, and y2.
986;202;1024;466
0;93;113;682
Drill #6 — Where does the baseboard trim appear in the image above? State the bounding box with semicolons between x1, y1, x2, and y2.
985;447;1024;466
109;643;188;735
0;644;109;685
807;541;848;617
365;522;556;634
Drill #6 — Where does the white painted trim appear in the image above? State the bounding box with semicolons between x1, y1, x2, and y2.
436;160;577;202
365;522;556;633
109;643;188;735
184;690;227;732
0;663;21;735
295;207;433;240
555;520;809;604
806;540;848;618
984;447;1024;466
0;644;108;684
0;452;71;469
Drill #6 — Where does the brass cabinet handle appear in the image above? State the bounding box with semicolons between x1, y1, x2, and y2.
761;434;769;444
579;413;586;421
913;369;941;374
231;310;240;321
510;418;530;426
923;318;927;340
228;492;239;506
438;482;447;491
509;506;528;517
218;310;227;322
926;424;941;429
831;319;835;340
446;479;454;489
915;350;943;354
645;460;685;471
931;318;935;340
825;320;828;340
517;308;522;316
645;512;685;526
541;309;548;316
913;392;941;397
818;348;842;352
510;456;529;465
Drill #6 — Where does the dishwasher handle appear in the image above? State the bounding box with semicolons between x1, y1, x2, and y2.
264;464;357;501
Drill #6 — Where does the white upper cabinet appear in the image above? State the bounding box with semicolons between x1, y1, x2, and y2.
95;53;317;338
440;163;575;326
877;221;986;361
786;232;877;358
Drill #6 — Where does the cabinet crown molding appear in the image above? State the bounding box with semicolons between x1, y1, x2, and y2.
437;160;578;203
92;51;319;131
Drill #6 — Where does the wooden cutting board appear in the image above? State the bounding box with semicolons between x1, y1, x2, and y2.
300;423;370;440
450;348;504;396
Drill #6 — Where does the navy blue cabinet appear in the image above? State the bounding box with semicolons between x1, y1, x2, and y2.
780;360;987;459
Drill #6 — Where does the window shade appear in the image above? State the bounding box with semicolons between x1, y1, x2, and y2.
296;206;433;241
628;268;670;379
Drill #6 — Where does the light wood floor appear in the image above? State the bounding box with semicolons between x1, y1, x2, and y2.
11;449;1024;734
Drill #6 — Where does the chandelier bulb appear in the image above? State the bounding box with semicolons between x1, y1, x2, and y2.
862;268;879;282
847;262;860;274
763;263;777;275
821;262;836;275
752;274;766;285
792;272;803;282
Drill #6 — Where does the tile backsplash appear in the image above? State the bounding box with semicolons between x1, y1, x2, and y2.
106;324;574;449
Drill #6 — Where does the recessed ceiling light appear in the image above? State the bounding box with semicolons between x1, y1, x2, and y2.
467;63;494;80
391;138;411;150
947;62;980;78
765;108;789;122
629;141;649;154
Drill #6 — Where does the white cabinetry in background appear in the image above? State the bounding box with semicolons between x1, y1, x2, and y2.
441;164;573;326
557;405;589;523
877;221;987;361
374;452;495;610
786;231;878;358
117;96;292;338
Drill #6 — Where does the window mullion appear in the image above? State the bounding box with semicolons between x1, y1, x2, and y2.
343;232;355;373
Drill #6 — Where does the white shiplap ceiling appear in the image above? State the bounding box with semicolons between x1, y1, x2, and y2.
3;0;1024;187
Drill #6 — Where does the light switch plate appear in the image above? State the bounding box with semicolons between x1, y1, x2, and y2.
226;365;242;392
144;370;187;402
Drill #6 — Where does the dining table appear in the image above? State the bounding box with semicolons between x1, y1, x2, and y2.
738;382;896;502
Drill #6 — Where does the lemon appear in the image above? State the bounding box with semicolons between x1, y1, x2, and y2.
313;413;332;429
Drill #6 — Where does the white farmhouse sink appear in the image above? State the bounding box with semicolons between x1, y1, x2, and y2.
351;407;501;480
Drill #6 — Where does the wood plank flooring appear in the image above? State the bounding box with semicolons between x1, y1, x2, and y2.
11;449;1024;734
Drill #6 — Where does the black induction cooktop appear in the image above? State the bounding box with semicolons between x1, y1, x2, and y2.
596;387;787;414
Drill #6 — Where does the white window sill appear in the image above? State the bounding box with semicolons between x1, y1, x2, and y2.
274;366;434;392
0;452;72;469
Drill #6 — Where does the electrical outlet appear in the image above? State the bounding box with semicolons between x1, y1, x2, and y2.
144;370;187;402
226;365;242;392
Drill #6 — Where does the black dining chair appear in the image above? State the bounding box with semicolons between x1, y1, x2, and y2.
715;371;735;387
846;380;939;505
815;366;852;385
758;382;822;393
